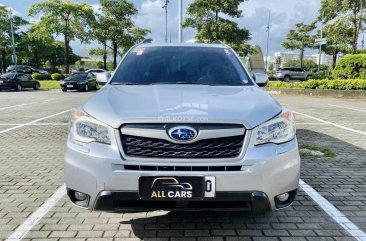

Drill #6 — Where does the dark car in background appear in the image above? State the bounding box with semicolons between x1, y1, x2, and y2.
6;65;49;74
0;73;40;91
60;72;98;92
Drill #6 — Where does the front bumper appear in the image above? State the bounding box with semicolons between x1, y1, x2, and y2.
64;130;301;212
0;83;16;90
60;83;85;90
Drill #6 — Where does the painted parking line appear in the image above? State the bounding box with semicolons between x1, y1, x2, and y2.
0;103;28;111
0;123;68;126
328;104;366;113
300;179;366;241
5;185;66;241
293;111;366;136
0;95;69;112
0;109;71;134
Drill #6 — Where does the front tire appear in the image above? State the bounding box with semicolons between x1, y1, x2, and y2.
34;83;40;90
16;84;22;91
62;88;67;92
83;84;89;92
283;75;290;82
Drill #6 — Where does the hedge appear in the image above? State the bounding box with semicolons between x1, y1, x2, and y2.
51;73;64;80
267;79;366;90
31;73;52;80
332;54;366;79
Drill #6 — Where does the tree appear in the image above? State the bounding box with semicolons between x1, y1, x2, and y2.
320;0;366;54
98;0;150;69
183;0;251;56
282;22;316;68
0;6;28;72
29;0;95;73
321;17;352;69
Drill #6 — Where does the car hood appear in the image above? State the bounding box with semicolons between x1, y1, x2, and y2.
83;85;282;129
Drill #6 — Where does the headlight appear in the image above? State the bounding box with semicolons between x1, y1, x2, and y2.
254;109;296;145
69;109;111;144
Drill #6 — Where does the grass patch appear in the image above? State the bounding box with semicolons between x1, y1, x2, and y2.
39;80;60;90
300;144;336;158
267;79;366;90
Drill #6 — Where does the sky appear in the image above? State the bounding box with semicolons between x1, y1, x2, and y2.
0;0;322;58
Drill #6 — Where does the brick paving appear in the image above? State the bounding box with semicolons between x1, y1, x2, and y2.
0;91;365;240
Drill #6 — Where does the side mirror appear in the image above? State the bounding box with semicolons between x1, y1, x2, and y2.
95;72;111;86
252;73;269;87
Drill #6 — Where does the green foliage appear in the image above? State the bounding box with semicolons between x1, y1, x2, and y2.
282;22;316;68
309;71;332;80
31;73;52;80
300;144;336;158
268;79;366;90
28;0;96;73
51;73;64;80
332;54;366;79
183;0;251;56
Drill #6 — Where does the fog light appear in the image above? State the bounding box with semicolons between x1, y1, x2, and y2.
74;191;87;201
277;192;289;202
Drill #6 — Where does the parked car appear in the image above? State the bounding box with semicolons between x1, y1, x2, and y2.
275;67;313;82
60;72;98;92
0;73;40;91
64;43;300;213
6;65;49;74
95;71;111;86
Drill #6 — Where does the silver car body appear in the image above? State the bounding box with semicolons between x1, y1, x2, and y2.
64;43;300;212
275;67;313;81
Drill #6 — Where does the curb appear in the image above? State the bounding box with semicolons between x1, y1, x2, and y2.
265;88;366;99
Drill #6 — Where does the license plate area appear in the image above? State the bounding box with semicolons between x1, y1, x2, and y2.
139;176;215;200
67;85;73;88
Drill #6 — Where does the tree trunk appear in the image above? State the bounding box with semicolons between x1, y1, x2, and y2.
332;50;338;69
113;42;118;69
1;50;6;73
300;48;304;68
64;19;70;74
103;41;107;70
34;48;40;69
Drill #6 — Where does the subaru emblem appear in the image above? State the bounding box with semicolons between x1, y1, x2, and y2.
168;126;197;142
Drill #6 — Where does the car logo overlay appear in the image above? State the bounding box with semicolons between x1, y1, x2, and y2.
168;126;197;141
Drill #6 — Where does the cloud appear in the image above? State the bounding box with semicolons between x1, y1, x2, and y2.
91;3;102;15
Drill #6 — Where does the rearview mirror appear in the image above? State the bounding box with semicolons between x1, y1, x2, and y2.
96;72;111;86
252;73;269;87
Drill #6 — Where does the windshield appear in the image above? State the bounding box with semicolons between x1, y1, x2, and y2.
110;46;252;86
68;73;88;81
0;73;16;79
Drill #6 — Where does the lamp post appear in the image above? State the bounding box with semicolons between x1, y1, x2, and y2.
163;0;169;43
265;11;271;74
9;10;17;72
179;0;182;43
318;12;324;73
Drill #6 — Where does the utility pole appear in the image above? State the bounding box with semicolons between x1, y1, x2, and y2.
178;0;183;43
9;10;17;72
163;0;169;43
265;11;271;74
362;33;365;49
318;12;324;73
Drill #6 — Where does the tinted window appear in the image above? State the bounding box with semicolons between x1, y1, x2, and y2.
111;46;252;86
1;73;16;79
68;73;88;81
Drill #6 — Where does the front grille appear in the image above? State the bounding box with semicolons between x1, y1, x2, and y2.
124;165;242;172
121;134;244;159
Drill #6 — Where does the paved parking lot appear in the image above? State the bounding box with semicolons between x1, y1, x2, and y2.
0;89;365;241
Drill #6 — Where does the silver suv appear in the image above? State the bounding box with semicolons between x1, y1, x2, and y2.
275;67;313;82
64;43;300;213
